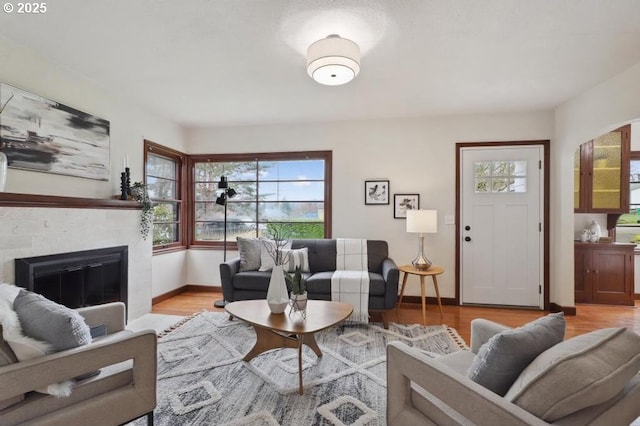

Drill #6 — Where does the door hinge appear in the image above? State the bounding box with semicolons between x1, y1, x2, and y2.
539;222;542;232
539;285;542;294
539;160;542;169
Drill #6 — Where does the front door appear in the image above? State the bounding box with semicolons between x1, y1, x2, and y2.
460;145;544;308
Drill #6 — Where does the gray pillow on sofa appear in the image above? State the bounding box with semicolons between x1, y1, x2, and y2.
237;237;263;272
13;290;92;352
467;312;565;396
505;327;640;422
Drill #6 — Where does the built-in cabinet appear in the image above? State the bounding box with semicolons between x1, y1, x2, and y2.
574;125;630;213
574;242;634;306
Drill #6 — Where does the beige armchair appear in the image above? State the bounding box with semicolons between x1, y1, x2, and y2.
0;302;157;426
387;318;640;425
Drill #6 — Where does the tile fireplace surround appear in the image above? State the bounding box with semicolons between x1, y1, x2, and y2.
0;204;152;321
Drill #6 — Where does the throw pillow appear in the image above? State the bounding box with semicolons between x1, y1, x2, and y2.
467;312;565;396
258;239;292;271
236;237;262;272
14;289;92;352
505;327;640;422
0;293;73;398
282;248;310;273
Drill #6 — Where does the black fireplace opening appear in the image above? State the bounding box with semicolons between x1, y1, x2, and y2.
15;246;128;310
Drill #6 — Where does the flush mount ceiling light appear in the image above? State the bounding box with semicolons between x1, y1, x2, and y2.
307;34;360;86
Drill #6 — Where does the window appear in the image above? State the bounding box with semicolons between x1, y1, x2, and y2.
615;152;640;243
144;140;185;251
189;151;332;247
474;160;527;193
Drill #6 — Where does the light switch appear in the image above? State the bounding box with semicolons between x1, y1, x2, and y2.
444;215;455;225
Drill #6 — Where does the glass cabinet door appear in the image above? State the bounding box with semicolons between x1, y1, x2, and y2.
591;131;622;210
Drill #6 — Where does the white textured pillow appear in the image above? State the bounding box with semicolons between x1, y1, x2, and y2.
258;239;292;271
505;327;640;421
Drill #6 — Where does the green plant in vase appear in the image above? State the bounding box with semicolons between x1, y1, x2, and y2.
286;266;307;312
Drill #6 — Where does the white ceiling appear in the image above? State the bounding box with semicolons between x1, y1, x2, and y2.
1;0;640;129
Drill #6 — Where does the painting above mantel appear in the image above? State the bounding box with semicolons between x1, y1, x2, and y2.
0;82;110;181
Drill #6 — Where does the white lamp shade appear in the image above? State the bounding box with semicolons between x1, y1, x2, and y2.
307;35;360;86
406;210;438;233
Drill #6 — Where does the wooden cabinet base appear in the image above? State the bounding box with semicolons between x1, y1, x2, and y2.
575;242;635;306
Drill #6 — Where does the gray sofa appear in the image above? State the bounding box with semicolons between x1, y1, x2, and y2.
220;239;399;321
0;302;157;426
387;317;640;425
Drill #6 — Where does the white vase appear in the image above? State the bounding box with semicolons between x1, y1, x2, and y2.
267;264;289;314
0;150;7;192
588;220;601;242
290;291;308;312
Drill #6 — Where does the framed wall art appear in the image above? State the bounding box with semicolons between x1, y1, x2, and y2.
0;82;110;181
394;193;420;218
364;179;389;205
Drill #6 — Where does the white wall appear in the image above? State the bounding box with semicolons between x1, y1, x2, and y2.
0;36;189;311
554;62;640;306
185;111;554;299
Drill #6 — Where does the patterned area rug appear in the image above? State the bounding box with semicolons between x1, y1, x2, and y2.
132;311;467;426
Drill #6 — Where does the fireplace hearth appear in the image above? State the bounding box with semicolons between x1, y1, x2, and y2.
15;246;128;310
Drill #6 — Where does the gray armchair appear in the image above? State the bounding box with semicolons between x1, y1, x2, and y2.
387;318;640;425
0;302;157;426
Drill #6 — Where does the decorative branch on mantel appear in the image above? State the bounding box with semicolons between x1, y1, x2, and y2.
0;192;141;209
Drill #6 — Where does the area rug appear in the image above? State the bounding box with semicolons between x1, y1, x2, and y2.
131;311;467;426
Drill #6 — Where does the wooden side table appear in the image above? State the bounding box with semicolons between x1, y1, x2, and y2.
397;265;444;325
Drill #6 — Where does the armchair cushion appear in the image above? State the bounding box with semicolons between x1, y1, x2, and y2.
505;327;640;421
14;289;92;352
467;312;565;396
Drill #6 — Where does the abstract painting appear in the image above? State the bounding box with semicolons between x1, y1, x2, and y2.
394;193;420;218
365;179;389;205
0;82;110;180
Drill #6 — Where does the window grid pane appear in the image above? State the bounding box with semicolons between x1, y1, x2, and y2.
145;145;182;248
192;156;328;243
474;160;527;193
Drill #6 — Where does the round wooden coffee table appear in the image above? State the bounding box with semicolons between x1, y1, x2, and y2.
225;299;353;395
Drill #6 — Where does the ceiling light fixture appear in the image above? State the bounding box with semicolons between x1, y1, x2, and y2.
307;34;360;86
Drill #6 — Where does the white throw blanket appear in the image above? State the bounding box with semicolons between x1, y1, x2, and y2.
331;239;370;323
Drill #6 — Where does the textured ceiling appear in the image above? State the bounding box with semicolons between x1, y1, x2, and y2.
1;0;639;128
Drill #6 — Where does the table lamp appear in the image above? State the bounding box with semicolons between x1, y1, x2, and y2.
406;209;438;270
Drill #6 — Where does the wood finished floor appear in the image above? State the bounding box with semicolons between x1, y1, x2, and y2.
152;289;640;345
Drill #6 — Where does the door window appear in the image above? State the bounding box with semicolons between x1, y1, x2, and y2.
474;160;527;193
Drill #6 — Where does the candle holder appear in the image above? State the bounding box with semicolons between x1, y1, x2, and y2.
125;167;131;196
120;172;129;200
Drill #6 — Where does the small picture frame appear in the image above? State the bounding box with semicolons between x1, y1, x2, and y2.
364;180;390;205
394;194;420;218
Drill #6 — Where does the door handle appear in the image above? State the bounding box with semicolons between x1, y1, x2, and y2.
465;225;471;231
465;236;471;242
